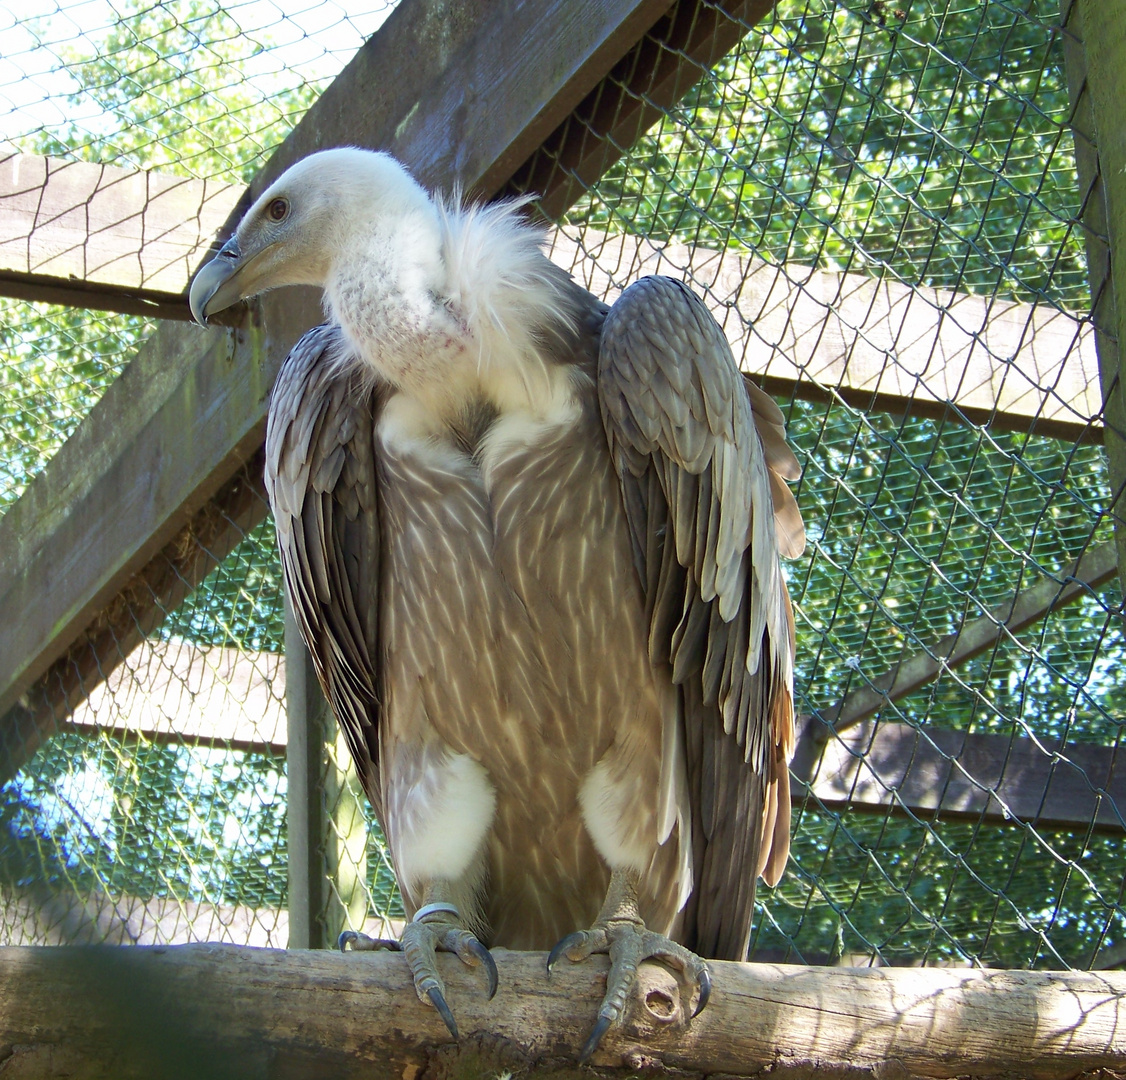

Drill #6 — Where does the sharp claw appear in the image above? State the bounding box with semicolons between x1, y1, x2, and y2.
578;1012;614;1063
427;986;459;1039
547;931;586;973
467;938;499;999
693;965;712;1018
338;931;357;953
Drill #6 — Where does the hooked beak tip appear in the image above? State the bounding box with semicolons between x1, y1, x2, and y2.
189;235;242;326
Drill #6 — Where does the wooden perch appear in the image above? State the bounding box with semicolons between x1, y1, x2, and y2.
0;945;1124;1079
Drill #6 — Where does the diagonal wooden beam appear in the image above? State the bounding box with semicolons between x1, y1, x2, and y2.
793;717;1126;833
816;539;1118;735
0;0;777;767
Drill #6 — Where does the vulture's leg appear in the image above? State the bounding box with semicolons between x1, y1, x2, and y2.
340;896;497;1039
547;868;711;1061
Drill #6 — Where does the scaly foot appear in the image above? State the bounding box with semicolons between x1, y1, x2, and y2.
547;869;711;1061
340;901;497;1038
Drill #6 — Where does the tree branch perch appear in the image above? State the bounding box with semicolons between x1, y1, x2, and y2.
0;945;1123;1079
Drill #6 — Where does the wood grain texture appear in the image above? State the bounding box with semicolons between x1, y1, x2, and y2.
1061;0;1126;589
552;229;1102;440
0;945;1123;1079
0;288;316;722
794;715;1126;832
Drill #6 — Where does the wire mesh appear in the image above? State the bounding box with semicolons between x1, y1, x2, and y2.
1;0;1122;972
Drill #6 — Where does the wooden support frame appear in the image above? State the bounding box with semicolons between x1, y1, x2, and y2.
1061;0;1126;595
0;945;1124;1079
819;540;1119;733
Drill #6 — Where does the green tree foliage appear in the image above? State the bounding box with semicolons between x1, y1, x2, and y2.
576;0;1087;307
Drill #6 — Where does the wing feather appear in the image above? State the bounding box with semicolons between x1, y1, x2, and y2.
265;324;385;823
598;276;804;961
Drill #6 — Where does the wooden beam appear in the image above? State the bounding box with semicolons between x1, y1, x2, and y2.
0;0;700;767
193;0;684;239
0;290;313;735
59;637;285;756
505;0;776;220
46;632;1126;831
0;945;1123;1079
553;230;1102;440
1061;0;1126;591
818;540;1118;733
0;452;273;787
2;161;1099;436
0;153;239;318
793;715;1126;832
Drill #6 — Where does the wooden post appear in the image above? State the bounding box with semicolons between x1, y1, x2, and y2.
322;723;371;944
1062;0;1126;594
285;597;371;949
283;597;332;950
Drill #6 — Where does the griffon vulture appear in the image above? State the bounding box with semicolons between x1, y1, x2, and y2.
190;148;804;1057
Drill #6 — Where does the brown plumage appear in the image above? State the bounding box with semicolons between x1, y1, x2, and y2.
190;147;804;1044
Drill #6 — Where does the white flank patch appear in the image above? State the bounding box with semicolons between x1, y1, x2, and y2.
578;760;650;873
394;752;497;892
477;366;584;487
379;392;469;472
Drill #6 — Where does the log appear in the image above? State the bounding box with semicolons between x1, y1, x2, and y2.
0;945;1123;1079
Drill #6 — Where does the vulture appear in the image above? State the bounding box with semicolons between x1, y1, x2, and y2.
190;148;804;1056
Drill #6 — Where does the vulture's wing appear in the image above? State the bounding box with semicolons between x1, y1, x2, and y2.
598;276;804;960
265;324;385;823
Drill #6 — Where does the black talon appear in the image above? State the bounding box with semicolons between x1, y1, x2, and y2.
427;986;459;1039
338;930;357;952
693;965;712;1018
468;938;499;999
547;931;586;973
578;1012;614;1063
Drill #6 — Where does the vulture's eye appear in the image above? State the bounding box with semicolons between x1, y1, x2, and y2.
267;198;289;222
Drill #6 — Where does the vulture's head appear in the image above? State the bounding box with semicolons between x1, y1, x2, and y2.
189;148;437;325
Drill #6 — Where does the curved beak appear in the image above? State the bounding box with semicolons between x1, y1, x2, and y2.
189;235;245;325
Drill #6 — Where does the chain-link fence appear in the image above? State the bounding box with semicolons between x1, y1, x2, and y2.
1;0;1122;972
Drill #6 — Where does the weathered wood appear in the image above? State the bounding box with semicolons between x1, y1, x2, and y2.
61;637;286;756
1061;0;1126;592
50;634;1126;832
196;0;680;249
0;289;315;727
818;540;1118;733
505;0;776;220
794;715;1126;832
0;153;239;318
2;159;1099;436
554;229;1102;439
0;945;1123;1079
